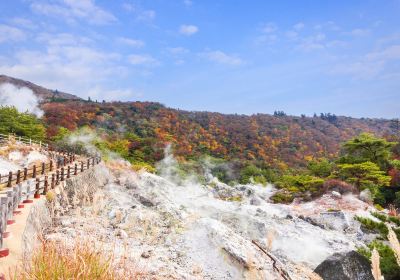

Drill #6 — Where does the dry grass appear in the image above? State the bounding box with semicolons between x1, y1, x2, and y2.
11;240;146;280
371;247;382;280
387;223;400;266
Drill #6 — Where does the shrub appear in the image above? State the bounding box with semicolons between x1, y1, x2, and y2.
275;174;324;199
358;240;400;280
307;159;333;177
322;179;355;194
270;191;294;204
355;216;389;239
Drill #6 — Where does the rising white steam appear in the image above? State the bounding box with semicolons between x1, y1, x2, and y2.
0;83;44;117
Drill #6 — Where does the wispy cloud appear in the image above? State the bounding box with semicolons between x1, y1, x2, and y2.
122;3;156;22
128;54;159;66
183;0;193;7
167;47;189;55
0;24;26;43
117;37;145;48
0;32;126;99
200;50;244;66
331;44;400;79
345;28;370;37
30;0;117;25
179;24;199;36
262;22;277;33
293;22;305;31
296;33;326;51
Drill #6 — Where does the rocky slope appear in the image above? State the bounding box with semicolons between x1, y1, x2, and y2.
40;151;379;279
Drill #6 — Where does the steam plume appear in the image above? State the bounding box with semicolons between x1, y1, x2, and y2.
0;83;43;117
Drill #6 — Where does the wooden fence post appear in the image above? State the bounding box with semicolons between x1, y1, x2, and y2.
7;172;12;188
74;163;77;175
92;158;95;166
16;170;21;184
32;165;36;178
67;166;71;179
41;162;45;175
50;160;53;172
34;178;40;199
43;176;48;195
51;174;55;189
56;170;60;185
23;168;28;181
61;167;64;182
81;161;84;172
87;159;90;169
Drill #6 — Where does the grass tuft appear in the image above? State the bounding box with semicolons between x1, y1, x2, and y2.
11;240;145;280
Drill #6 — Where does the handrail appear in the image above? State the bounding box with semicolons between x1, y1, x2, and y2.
0;133;48;149
0;133;102;255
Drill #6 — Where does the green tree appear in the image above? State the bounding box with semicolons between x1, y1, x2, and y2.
308;158;333;177
338;161;391;196
239;165;267;185
52;127;71;142
0;106;46;140
340;133;395;169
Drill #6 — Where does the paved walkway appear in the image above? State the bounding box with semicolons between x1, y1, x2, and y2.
0;196;44;277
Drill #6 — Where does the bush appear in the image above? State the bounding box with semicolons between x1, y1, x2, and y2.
275;174;324;200
308;159;333;177
270;191;294;204
358;240;400;280
355;216;389;239
322;179;354;194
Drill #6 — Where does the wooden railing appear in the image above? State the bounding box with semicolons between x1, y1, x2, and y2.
0;133;48;149
0;133;101;258
0;152;75;189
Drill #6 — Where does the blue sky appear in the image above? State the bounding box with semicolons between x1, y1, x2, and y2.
0;0;399;118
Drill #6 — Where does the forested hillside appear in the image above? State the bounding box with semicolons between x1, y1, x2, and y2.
1;75;399;170
42;99;400;168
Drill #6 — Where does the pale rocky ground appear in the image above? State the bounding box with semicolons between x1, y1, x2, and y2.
44;153;377;280
0;145;379;279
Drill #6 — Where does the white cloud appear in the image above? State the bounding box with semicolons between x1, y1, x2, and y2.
36;32;93;46
255;34;278;45
346;28;370;37
10;18;37;30
296;33;326;51
200;50;244;66
30;0;117;25
0;33;127;100
366;45;400;61
117;37;145;48
331;44;400;79
179;24;199;36
0;83;43;117
87;86;142;101
122;3;156;21
167;47;189;55
262;22;277;33
128;54;159;66
285;31;298;40
0;24;26;43
293;22;305;31
183;0;193;6
137;10;156;21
